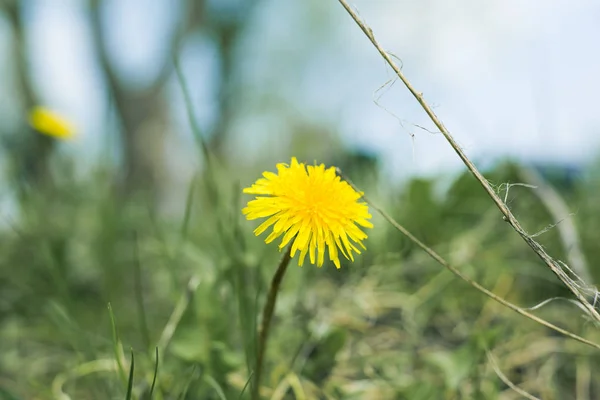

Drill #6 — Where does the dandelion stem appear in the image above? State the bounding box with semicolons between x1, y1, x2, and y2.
253;246;292;400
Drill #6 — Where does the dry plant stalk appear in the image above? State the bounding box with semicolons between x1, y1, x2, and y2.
518;166;591;284
338;170;600;351
336;0;600;324
486;351;540;400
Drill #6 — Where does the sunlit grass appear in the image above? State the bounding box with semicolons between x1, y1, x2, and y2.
1;153;598;399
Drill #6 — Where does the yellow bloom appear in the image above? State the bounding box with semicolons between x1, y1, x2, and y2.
28;107;76;140
243;157;373;269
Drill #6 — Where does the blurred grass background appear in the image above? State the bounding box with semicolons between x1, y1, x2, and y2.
3;151;600;399
1;1;600;399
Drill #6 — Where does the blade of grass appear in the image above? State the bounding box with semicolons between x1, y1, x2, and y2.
173;56;210;163
487;351;539;400
180;173;198;241
45;302;109;398
231;253;260;379
126;349;135;400
157;276;201;359
51;359;118;400
41;241;70;304
132;231;151;351
204;375;227;400
230;181;247;254
108;302;128;387
173;54;220;210
149;347;159;398
238;371;254;400
177;366;199;400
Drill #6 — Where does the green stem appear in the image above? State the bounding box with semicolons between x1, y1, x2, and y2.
252;246;292;400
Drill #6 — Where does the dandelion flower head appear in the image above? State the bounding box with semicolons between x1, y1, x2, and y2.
28;107;76;140
243;157;373;269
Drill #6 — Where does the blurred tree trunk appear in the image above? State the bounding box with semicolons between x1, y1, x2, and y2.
206;1;260;159
4;0;55;190
206;21;239;158
88;0;207;206
5;0;262;202
87;0;260;205
89;1;168;204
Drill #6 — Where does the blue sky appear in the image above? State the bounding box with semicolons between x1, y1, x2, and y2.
4;0;600;183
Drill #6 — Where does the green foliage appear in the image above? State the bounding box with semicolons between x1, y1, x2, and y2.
0;154;599;399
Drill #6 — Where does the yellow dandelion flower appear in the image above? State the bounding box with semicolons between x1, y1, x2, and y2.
243;157;373;269
28;106;76;140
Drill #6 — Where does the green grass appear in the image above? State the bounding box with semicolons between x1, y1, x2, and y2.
1;153;599;399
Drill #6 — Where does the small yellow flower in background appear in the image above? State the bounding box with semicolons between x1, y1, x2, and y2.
243;157;373;269
28;106;76;140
